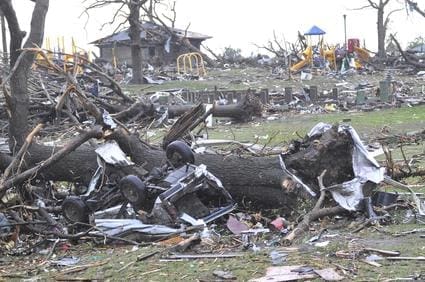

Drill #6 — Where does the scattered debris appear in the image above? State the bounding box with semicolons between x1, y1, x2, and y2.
213;270;237;280
0;21;424;280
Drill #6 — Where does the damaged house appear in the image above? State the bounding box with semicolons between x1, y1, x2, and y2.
90;21;212;66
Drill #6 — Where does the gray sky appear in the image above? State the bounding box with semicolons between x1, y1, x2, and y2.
10;0;425;56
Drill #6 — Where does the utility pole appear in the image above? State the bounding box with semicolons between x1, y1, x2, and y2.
0;9;7;65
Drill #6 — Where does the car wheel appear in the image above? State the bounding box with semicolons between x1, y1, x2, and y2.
165;140;195;167
62;196;89;223
119;175;146;204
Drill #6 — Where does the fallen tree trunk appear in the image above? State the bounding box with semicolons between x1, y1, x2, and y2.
108;94;262;123
111;101;155;121
0;125;357;211
111;129;292;209
282;127;355;192
391;34;425;69
168;95;262;122
0;130;292;209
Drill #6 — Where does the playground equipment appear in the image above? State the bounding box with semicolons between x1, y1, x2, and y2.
177;52;206;77
291;25;337;73
353;46;370;61
346;38;370;69
290;28;371;73
321;48;337;70
35;37;89;75
290;46;312;72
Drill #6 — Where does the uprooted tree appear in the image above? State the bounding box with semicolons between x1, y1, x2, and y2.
0;0;285;209
0;0;387;219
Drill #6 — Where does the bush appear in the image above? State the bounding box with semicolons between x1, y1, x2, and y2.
221;46;243;63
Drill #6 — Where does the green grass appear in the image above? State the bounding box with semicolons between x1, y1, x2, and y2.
197;105;425;146
139;104;425;146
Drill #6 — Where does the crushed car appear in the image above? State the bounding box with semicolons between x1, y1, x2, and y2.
61;140;236;227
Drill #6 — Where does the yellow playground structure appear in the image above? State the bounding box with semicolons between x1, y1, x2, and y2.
35;37;90;75
290;25;370;73
290;25;336;73
177;52;206;77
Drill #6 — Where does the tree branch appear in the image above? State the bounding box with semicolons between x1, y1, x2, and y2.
284;170;346;243
0;127;103;198
368;0;378;9
406;0;425;17
384;8;403;28
0;0;25;66
391;34;425;68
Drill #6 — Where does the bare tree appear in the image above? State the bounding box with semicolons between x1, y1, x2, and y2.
356;0;401;58
138;4;216;67
406;0;425;17
84;0;150;84
0;0;49;148
254;31;289;59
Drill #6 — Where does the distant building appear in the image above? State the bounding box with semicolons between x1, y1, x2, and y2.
90;21;212;66
407;43;425;53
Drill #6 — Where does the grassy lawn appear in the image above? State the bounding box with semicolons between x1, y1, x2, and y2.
142;105;425;146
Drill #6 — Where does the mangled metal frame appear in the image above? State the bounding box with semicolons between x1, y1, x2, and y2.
148;164;236;225
62;140;236;229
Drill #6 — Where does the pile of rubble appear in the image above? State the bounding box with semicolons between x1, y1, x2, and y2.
0;48;424;280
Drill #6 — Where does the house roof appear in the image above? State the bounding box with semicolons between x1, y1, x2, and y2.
90;21;212;46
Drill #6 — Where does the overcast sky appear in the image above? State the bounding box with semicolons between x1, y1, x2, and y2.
8;0;425;56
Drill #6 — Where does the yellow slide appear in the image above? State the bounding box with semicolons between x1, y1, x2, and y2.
290;46;313;72
353;46;370;62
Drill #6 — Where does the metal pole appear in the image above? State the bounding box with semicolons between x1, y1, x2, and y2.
343;14;347;51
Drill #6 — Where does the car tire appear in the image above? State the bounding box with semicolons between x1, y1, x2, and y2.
165;140;195;167
62;196;89;223
119;175;146;204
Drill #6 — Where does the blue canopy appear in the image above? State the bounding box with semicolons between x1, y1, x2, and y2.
304;25;326;36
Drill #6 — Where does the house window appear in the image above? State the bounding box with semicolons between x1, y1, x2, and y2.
148;47;155;57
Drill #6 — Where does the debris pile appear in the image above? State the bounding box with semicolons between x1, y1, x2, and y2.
0;47;424;280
